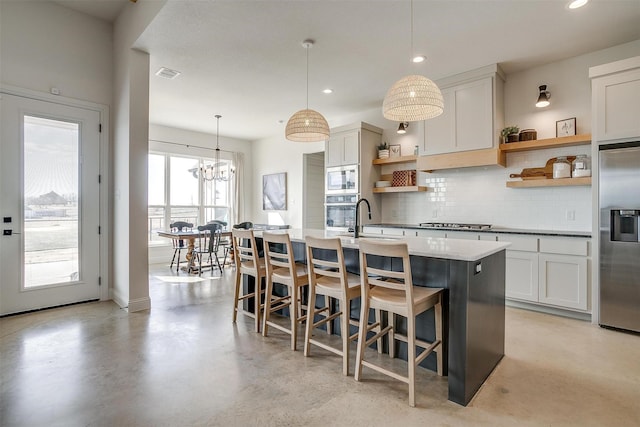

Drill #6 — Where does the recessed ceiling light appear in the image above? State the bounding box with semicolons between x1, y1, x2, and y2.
323;88;333;94
412;55;426;63
568;0;588;9
155;67;181;79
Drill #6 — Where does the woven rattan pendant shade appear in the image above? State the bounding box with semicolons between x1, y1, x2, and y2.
285;39;330;143
382;74;444;122
285;109;330;142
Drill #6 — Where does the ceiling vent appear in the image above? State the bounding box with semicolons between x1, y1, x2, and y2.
155;67;181;80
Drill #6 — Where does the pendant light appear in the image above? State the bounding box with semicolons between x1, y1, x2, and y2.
285;39;330;142
382;0;443;122
209;114;228;182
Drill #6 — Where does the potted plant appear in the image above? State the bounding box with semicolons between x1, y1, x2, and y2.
377;142;389;159
501;126;520;143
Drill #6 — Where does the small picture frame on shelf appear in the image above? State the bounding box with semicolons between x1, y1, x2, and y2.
556;117;576;137
389;144;401;158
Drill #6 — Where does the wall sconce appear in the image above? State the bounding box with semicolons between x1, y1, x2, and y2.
397;122;409;134
536;85;551;108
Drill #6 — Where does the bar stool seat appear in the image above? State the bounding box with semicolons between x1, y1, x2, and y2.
355;238;444;407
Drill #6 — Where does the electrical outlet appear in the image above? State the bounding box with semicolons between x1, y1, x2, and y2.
432;210;438;218
566;210;576;221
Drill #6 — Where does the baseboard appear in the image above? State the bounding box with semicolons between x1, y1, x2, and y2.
128;297;151;312
506;299;591;322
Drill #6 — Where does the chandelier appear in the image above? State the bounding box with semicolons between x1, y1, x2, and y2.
202;114;229;182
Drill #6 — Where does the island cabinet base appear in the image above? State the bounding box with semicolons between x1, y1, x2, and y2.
447;252;506;405
245;238;506;406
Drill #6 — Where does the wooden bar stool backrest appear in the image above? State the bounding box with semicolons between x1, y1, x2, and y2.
232;228;261;275
359;239;416;318
305;236;349;296
262;231;297;278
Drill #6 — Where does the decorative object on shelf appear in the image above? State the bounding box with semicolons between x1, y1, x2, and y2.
375;180;392;188
392;169;416;186
572;154;591;177
535;84;551;108
377;141;390;159
519;129;537;141
397;122;409;134
382;0;443;122
501;126;520;143
552;156;572;179
262;172;287;210
285;39;330;142
389;144;401;158
556;117;576;137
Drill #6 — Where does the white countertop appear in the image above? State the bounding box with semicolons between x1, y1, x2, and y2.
256;229;510;262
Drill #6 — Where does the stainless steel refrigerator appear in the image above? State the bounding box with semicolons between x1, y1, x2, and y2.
599;142;640;333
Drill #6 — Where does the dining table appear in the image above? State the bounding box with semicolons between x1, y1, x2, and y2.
157;229;232;274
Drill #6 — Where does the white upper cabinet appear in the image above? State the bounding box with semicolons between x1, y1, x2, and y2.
326;131;360;167
422;64;504;155
590;56;640;143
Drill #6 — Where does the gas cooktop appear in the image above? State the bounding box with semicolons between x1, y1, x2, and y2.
419;222;492;230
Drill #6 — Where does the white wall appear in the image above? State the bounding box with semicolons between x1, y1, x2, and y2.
250;134;324;228
0;1;113;106
378;40;640;231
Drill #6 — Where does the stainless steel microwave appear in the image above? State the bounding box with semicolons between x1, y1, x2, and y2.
326;164;358;194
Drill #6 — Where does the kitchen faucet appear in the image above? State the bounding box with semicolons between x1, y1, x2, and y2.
354;198;371;238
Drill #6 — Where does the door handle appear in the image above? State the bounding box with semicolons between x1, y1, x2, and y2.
3;230;12;236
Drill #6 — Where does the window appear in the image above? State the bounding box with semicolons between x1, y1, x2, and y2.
148;152;233;244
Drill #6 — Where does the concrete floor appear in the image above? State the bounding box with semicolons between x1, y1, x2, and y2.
1;265;639;426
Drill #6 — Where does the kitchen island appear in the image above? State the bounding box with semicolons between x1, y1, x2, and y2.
252;229;510;406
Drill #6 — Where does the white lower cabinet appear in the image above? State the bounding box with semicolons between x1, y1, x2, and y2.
498;234;590;313
538;253;588;311
505;250;539;302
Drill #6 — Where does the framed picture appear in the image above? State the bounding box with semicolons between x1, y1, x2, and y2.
263;172;287;210
556;117;576;137
389;144;401;158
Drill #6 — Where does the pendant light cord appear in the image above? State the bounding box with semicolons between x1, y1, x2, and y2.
410;0;414;62
306;44;309;110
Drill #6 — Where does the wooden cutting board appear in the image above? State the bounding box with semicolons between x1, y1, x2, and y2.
510;156;577;180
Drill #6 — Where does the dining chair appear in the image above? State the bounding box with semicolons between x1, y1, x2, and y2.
303;236;363;375
194;223;223;275
354;239;444;407
261;231;309;350
231;228;265;332
208;220;232;266
169;221;193;272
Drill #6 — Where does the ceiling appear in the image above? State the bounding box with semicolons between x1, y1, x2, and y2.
60;0;640;142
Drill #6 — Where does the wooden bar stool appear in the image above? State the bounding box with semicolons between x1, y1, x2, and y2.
231;228;266;333
261;231;309;351
303;236;363;375
354;239;444;407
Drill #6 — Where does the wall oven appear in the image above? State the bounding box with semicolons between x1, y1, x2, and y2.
326;164;358;194
325;194;358;232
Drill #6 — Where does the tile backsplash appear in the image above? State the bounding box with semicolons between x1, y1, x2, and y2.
380;145;592;231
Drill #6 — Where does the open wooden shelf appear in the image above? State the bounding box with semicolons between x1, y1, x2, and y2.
499;134;591;153
373;185;428;193
506;177;591;188
372;155;417;165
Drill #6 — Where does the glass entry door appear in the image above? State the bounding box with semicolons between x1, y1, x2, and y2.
0;93;101;315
